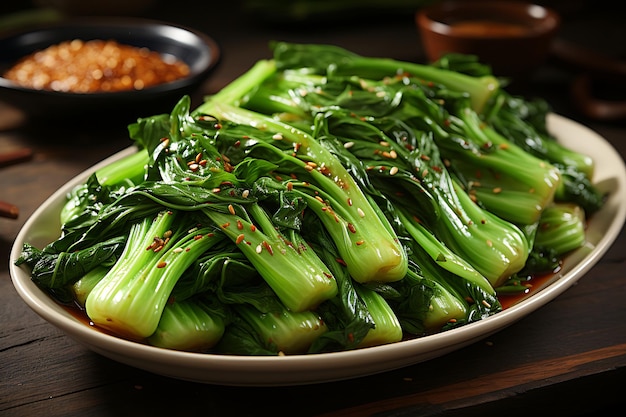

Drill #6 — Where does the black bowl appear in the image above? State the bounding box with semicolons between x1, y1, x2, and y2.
0;17;220;123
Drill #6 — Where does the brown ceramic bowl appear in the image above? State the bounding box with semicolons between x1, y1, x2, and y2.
416;0;560;77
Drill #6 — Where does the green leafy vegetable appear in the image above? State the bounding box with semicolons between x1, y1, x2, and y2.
14;42;604;355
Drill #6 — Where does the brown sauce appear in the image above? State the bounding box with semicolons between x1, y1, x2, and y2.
449;20;530;37
3;39;190;93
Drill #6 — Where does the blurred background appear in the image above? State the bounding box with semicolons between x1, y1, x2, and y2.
1;0;624;126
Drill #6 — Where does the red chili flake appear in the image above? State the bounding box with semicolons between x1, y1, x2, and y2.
262;241;274;255
319;166;331;176
221;222;230;229
347;332;354;342
323;272;333;278
194;235;203;240
286;182;293;191
336;258;347;266
347;197;352;206
214;123;222;129
347;223;356;233
236;220;243;230
228;204;236;215
236;234;245;244
234;140;241;147
356;240;364;245
157;261;167;268
250;224;257;232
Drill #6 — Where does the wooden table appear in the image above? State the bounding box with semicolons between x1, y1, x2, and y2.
2;2;625;416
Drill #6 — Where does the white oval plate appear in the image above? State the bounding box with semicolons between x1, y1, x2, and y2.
10;114;626;386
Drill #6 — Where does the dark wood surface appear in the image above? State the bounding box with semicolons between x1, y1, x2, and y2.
2;1;625;416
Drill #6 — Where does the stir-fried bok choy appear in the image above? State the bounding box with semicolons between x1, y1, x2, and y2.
14;42;604;355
